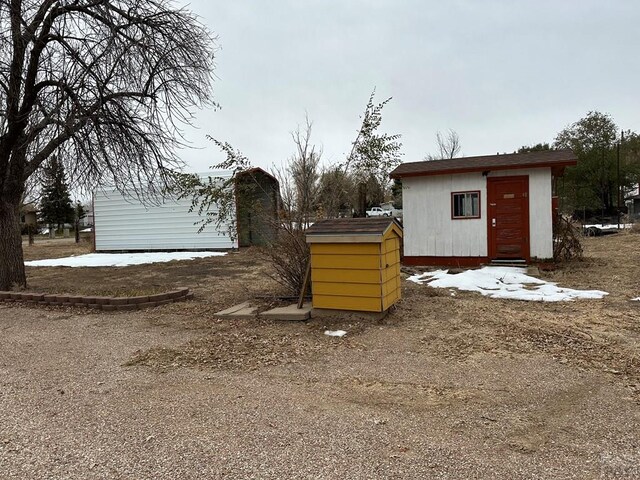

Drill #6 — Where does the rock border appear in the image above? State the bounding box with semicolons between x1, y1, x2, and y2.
0;288;193;311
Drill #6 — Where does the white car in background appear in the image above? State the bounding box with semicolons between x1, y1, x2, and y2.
365;206;391;217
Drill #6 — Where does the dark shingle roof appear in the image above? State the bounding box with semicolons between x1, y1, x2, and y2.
390;149;577;179
306;217;401;236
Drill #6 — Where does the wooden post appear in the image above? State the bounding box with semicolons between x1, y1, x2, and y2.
297;260;311;309
28;224;34;246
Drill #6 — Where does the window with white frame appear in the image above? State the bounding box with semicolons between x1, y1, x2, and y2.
452;191;480;219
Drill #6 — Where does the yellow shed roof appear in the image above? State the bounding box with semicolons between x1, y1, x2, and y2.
306;218;403;244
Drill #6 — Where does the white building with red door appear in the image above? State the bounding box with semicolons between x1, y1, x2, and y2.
390;150;577;266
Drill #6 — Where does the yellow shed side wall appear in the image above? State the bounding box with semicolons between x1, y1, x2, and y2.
310;253;381;270
312;268;381;284
310;243;380;255
312;295;382;312
310;242;383;312
309;226;403;313
382;291;399;311
313;282;383;298
381;229;402;310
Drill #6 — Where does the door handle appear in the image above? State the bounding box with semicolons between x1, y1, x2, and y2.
492;218;496;227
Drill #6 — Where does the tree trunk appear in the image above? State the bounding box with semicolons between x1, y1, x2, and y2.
0;196;27;291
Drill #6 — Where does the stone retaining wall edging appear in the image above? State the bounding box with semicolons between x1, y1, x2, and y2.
0;288;193;311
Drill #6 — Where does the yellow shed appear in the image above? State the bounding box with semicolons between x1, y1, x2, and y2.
305;218;403;313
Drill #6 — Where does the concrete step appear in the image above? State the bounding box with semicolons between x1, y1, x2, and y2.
489;260;528;267
260;303;311;321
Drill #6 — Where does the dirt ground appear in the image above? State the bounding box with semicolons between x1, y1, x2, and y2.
1;233;639;478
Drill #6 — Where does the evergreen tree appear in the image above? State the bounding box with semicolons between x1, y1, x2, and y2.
40;157;75;230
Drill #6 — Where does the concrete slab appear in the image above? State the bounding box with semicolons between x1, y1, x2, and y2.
215;302;258;320
215;302;252;316
527;266;541;277
260;303;311;321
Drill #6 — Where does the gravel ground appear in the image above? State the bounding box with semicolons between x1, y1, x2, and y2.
1;233;639;479
1;307;639;479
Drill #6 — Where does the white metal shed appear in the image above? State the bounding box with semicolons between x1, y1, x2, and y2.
93;171;237;252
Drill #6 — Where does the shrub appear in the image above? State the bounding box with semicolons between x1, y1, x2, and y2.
258;225;309;296
553;216;583;261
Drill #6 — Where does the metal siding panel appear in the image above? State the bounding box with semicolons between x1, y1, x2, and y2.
94;177;237;251
528;169;553;258
403;174;487;258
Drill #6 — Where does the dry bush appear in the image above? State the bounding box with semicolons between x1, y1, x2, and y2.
631;222;640;234
553;216;584;261
258;226;310;296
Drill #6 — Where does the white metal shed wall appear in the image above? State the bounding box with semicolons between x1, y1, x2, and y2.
403;172;487;258
402;167;553;259
94;173;237;251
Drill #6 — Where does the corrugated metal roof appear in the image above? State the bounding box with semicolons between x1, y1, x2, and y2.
390;149;578;178
306;217;401;236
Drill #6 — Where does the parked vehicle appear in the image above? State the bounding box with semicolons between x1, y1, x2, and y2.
366;206;391;217
384;206;403;219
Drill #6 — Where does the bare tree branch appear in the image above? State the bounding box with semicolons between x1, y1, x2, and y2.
425;129;462;160
0;0;217;289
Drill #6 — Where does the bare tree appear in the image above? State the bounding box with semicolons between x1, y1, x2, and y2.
425;129;462;160
0;0;215;289
273;116;321;227
264;118;321;294
289;117;322;227
317;166;354;218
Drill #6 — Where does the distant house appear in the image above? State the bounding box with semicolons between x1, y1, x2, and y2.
20;204;37;227
390;150;578;266
93;168;279;252
78;203;94;228
626;193;640;219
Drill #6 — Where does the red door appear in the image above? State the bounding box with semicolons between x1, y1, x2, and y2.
487;176;530;261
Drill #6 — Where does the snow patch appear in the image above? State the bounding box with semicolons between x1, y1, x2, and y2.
324;330;347;337
408;266;608;302
25;251;226;268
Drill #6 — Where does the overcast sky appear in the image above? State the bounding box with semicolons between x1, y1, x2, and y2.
175;0;639;173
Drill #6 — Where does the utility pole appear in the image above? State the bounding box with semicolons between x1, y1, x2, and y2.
617;131;624;229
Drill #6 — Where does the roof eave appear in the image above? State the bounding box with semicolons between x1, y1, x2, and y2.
390;160;578;179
